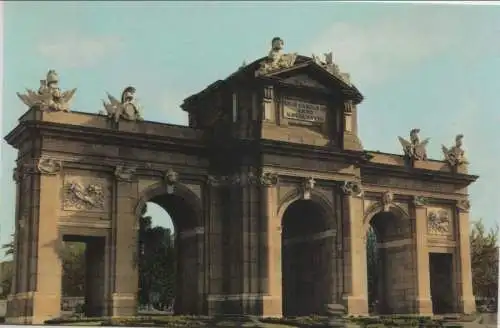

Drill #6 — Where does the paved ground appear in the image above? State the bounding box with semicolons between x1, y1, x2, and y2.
480;313;497;327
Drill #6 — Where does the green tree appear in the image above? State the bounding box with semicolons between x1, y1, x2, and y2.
1;235;15;297
1;233;15;258
61;242;86;297
470;219;498;307
1;234;85;298
0;262;13;298
366;227;379;313
138;214;176;309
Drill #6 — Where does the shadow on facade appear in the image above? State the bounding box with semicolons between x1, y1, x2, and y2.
368;210;413;315
282;199;331;316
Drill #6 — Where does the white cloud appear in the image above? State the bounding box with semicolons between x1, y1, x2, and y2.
306;8;493;86
37;33;123;68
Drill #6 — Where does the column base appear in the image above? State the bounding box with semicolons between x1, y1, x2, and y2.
5;292;61;325
108;293;137;317
342;294;369;316
207;294;281;317
415;297;433;316
460;296;476;314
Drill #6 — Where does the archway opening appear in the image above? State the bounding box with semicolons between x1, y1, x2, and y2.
281;199;332;317
60;235;105;317
137;190;201;315
367;209;412;314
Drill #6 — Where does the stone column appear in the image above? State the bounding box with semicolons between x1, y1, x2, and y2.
341;187;368;316
206;181;223;314
260;173;281;317
413;198;433;315
109;166;139;317
455;201;476;314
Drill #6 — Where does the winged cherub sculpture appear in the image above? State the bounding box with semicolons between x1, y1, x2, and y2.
101;86;143;122
398;128;430;161
442;134;468;167
17;70;77;112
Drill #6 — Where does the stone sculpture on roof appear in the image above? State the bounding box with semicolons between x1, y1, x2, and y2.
442;134;468;167
398;128;430;161
17;70;77;112
257;37;298;75
101;86;143;122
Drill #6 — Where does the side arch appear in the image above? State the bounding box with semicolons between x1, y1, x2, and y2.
134;180;203;227
362;202;410;234
362;200;415;314
133;180;205;315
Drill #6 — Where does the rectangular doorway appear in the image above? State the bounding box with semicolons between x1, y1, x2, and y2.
429;252;454;314
62;235;106;317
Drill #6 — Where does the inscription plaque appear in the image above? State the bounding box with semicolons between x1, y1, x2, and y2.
283;98;326;123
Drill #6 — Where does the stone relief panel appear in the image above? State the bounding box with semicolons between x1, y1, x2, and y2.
64;182;105;211
62;172;111;215
426;207;453;237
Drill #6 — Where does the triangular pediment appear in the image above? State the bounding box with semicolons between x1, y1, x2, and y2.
280;73;330;91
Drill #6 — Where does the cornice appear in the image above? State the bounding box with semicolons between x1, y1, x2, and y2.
258;139;371;163
5;120;207;154
360;162;478;187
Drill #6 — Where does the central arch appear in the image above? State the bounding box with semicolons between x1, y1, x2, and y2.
135;182;204;315
279;190;337;317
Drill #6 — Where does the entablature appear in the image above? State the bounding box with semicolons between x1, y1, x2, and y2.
5;108;205;151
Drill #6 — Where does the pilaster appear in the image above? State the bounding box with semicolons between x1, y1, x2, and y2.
109;165;139;317
413;199;433;315
30;158;64;324
342;191;368;316
260;174;281;317
455;201;476;314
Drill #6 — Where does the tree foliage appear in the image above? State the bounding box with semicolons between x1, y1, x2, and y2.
366;227;379;312
138;214;176;309
0;234;85;298
470;219;498;304
61;242;86;297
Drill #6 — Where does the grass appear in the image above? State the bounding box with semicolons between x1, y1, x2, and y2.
42;314;460;327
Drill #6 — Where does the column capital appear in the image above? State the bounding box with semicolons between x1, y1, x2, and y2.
340;180;363;198
413;196;429;207
114;163;137;182
37;156;63;175
456;199;471;213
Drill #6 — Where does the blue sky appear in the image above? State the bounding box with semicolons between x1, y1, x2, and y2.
1;2;499;252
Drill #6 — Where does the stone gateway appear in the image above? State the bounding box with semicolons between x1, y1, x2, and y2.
4;38;477;324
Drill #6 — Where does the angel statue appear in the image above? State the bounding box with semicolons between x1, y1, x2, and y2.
442;134;468;167
398;128;430;161
17;70;76;112
101;86;143;123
